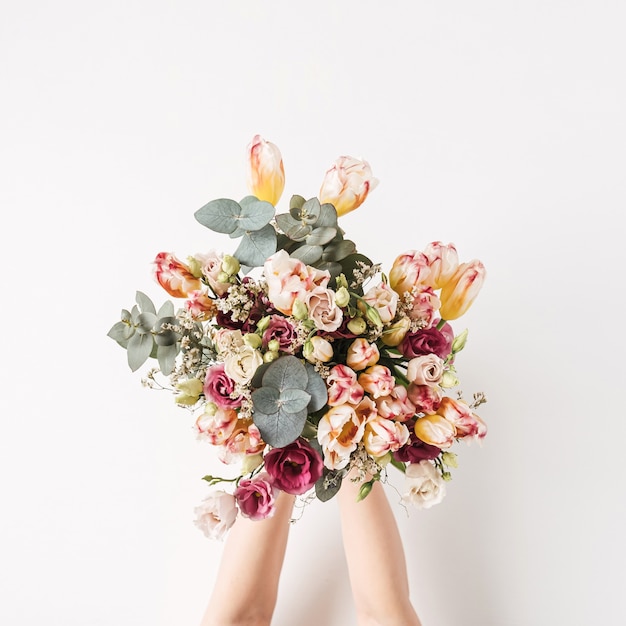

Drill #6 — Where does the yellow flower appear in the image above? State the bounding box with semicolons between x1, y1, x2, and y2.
439;260;486;320
246;134;285;206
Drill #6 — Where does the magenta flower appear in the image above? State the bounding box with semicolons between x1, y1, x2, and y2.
203;363;243;409
234;473;277;521
264;439;324;495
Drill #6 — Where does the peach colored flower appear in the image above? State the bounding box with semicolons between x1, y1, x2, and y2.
363;416;410;457
435;397;487;440
185;290;216;321
195;406;238;445
389;250;431;296
439;260;486;320
246;134;285;206
153;252;201;298
346;337;380;371
375;385;416;422
219;421;265;464
362;282;398;324
317;404;367;469
380;316;411;347
319;155;378;217
326;364;364;406
413;413;456;449
358;365;395;399
407;383;443;414
421;241;459;289
408;286;441;327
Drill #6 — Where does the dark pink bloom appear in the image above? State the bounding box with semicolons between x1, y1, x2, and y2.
264;438;324;495
203;363;243;409
400;327;452;360
393;429;441;463
234;473;276;520
262;315;297;353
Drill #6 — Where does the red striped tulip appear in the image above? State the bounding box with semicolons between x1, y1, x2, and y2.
246;134;285;206
153;252;202;298
439;260;486;320
319;155;378;216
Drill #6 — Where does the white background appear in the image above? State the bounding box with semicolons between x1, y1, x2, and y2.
1;2;625;625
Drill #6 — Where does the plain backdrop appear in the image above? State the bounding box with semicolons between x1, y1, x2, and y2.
1;2;625;625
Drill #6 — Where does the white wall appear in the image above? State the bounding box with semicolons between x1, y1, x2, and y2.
2;2;625;625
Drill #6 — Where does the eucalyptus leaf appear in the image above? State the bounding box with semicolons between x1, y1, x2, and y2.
107;321;133;348
314;261;343;280
127;332;154;371
275;213;301;234
316;203;339;228
306;226;337;246
304;363;328;413
262;355;308;390
253;406;307;448
278;388;311;414
236;197;275;230
194;198;243;234
251;386;281;415
289;194;306;211
340;253;375;283
154;315;179;346
157;343;179;375
136;312;157;334
299;197;321;223
135;291;156;315
234;223;277;267
251;362;271;388
157;300;175;318
290;244;323;265
315;468;343;502
285;223;312;242
322;240;357;262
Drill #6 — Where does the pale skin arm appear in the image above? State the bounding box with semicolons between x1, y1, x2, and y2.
199;492;296;626
338;472;422;626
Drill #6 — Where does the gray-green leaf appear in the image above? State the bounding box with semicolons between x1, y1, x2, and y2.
234;223;277;267
127;332;154;371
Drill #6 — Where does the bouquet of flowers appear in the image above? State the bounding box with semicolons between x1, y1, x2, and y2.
108;135;487;540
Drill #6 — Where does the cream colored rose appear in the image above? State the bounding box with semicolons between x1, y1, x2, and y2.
362;282;399;324
305;288;343;332
407;354;444;386
401;461;446;509
223;345;263;385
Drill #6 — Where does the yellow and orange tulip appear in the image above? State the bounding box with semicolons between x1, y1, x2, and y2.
246;134;285;206
439;260;486;320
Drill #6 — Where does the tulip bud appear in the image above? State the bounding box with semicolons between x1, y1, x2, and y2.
304;336;333;363
221;254;240;276
335;286;350;308
319;155;379;217
347;316;367;335
246;134;285;206
291;298;308;320
451;329;469;353
439;260;486;320
335;274;349;290
186;256;204;278
216;271;231;284
365;305;383;328
241;453;264;474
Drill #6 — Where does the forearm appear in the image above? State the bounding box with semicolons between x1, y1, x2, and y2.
200;492;296;626
338;474;421;626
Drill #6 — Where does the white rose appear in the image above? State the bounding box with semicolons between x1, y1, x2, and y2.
401;461;446;509
305;288;343;332
406;354;444;386
193;491;238;541
223;345;263;385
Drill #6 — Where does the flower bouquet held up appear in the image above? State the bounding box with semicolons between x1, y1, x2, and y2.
108;135;488;541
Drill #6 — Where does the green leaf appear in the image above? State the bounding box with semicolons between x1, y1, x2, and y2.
305;363;328;412
251;386;281;415
234;223;277;267
340;253;374;282
275;213;301;234
253;406;307;448
315;468;343;502
314;261;343;282
316;203;338;228
389;456;407;473
289;194;306;211
262;355;308;390
127;331;154;371
291;244;323;265
136;291;156;315
194;198;244;234
285;223;312;242
279;388;311;413
136;312;157;334
157;300;175;318
322;240;357;262
306;227;337;246
154;316;179;346
157;343;179;375
107;321;134;347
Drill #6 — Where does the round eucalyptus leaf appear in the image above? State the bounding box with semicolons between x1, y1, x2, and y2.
305;363;328;413
253;406;307;448
135;291;157;315
275;213;301;234
279;388;311;414
300;197;321;222
194;198;243;234
236;197;275;230
289;194;306;211
251;362;271;388
107;321;133;348
322;240;357;262
314;261;343;280
234;223;277;267
291;244;323;265
340;253;375;282
306;226;337;246
317;203;338;228
157;300;175;318
136;312;157;334
315;468;343;502
127;332;154;372
262;355;308;391
286;223;312;242
251;386;281;415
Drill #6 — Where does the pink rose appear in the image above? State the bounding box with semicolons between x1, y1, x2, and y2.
234;472;277;521
264;438;324;495
406;354;444;386
305;288;343;332
203;363;243;409
326;364;364;406
194;250;231;297
358;365;395;399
